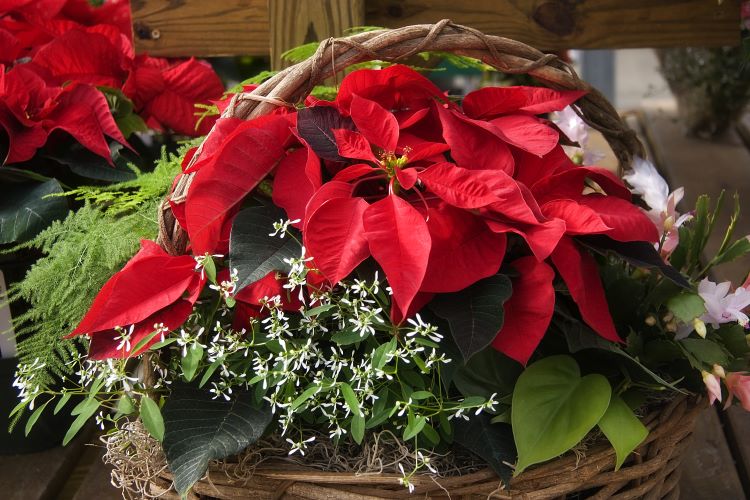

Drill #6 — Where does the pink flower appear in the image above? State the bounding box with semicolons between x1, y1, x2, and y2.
702;370;723;406
698;278;750;328
725;372;750;412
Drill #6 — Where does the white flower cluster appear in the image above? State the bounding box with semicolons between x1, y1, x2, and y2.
13;357;46;409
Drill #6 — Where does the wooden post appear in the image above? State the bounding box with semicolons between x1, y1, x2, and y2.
268;0;365;70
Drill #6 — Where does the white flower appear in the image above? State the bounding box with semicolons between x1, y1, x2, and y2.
698;278;750;328
623;157;672;215
552;106;588;145
551;106;604;165
623;157;691;256
269;218;301;238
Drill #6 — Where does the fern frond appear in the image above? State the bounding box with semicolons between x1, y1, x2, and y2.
9;146;183;388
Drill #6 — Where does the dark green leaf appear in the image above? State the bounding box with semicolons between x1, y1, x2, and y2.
46;142;137;182
598;395;648;470
0;179;69;244
680;338;729;367
229;206;301;292
198;359;223;388
140;396;165;442
512;355;611;475
581;236;690;288
716;324;750;357
430;274;512;361
565;323;685;392
454;414;516;487
163;385;272;496
452;347;521;400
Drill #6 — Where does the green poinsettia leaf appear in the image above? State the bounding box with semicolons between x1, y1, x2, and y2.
452;347;521;400
598;395;648;470
454;413;516;487
0;179;69;244
229;205;301;292
512;355;611;475
430;274;512;362
45;142;138;182
163;385;272;496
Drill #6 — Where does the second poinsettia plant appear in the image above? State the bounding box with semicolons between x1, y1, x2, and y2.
16;64;750;496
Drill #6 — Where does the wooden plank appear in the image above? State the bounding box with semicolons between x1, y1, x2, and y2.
0;428;91;500
269;0;365;70
723;406;750;494
365;0;741;49
678;407;746;499
131;0;270;57
69;446;122;500
132;0;741;57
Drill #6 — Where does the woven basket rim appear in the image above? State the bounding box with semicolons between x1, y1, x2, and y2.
150;396;702;499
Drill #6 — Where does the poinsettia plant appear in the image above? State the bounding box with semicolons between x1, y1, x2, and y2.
0;0;224;246
13;62;750;496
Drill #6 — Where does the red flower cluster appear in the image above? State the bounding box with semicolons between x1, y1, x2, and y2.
72;65;658;364
0;0;223;164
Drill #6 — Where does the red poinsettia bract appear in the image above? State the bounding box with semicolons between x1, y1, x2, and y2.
0;63;128;163
272;65;658;364
68;240;204;360
0;0;224;164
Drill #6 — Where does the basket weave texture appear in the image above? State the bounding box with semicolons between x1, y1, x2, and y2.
148;396;701;499
151;20;701;500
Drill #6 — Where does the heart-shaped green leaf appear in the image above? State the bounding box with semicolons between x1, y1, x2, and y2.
512;355;611;475
598;395;648;470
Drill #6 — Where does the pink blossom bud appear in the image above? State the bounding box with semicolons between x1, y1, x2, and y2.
726;372;750;412
702;370;722;406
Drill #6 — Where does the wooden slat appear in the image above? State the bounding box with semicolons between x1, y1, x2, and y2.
269;0;365;70
366;0;740;49
132;0;741;57
0;428;91;500
131;0;270;57
678;407;746;499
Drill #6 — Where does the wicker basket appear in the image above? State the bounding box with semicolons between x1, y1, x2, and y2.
149;20;702;500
